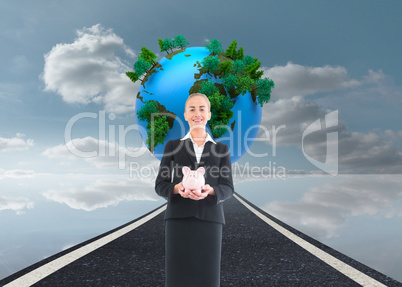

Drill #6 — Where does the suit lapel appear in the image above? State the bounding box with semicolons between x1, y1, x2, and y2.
199;141;212;167
183;139;197;169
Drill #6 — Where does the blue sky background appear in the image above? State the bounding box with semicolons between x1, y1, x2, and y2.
1;0;402;282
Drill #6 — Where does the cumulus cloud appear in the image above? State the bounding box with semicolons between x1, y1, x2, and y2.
262;175;402;239
384;130;402;141
42;178;158;211
262;62;360;99
42;136;158;169
260;95;328;146
0;133;34;151
336;130;402;173
363;69;387;83
255;63;402;174
0;196;34;215
42;24;139;114
259;95;402;174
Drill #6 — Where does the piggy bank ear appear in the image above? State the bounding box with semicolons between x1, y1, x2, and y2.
182;166;190;176
197;167;205;176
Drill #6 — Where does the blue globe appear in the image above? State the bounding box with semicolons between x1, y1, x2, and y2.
135;47;262;163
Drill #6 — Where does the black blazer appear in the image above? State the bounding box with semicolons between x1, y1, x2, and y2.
155;138;234;224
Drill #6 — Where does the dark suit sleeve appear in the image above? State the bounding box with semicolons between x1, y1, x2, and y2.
155;140;178;202
210;144;234;204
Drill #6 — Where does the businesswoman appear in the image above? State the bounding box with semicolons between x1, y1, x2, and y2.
155;93;234;287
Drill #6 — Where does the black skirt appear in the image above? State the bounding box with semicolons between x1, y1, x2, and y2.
165;217;223;287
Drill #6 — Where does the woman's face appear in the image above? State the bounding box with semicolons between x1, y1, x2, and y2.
184;96;211;130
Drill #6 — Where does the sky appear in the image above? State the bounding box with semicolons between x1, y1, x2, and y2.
1;0;402;282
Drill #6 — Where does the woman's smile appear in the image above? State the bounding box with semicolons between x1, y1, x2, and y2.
193;118;203;123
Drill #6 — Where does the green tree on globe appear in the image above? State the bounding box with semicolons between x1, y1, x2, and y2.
127;36;274;162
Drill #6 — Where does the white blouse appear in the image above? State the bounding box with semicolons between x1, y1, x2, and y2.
180;132;216;164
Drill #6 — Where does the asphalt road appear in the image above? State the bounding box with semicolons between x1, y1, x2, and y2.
1;194;401;287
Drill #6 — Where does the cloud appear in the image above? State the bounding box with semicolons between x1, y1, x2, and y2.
0;133;34;151
363;69;387;84
42;178;159;211
42;24;139;114
384;130;402;141
42;136;159;170
0;196;34;215
262;62;360;99
259;95;402;174
0;168;37;180
260;95;328;146
336;130;402;173
262;175;402;239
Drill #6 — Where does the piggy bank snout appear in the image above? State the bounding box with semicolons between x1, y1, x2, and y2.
188;176;198;183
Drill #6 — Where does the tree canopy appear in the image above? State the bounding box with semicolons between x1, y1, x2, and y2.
201;56;220;74
231;59;246;75
236;47;244;60
225;40;237;59
126;35;275;144
256;78;274;107
206;39;223;55
162;38;175;53
206;90;234;138
174;35;189;49
138;47;157;65
137;100;172;152
221;74;236;90
146;115;169;150
134;58;151;77
236;75;255;95
246;61;264;80
218;61;232;75
136;100;158;122
158;39;164;53
199;80;219;97
243;55;254;67
126;71;138;83
159;35;190;54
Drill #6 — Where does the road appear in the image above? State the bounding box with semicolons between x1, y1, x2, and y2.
1;194;400;287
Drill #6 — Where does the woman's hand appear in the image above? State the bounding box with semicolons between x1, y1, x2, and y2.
187;184;215;201
187;189;208;201
201;184;215;196
174;182;192;199
174;183;215;200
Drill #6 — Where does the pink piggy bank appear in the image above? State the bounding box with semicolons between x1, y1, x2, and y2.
182;166;205;193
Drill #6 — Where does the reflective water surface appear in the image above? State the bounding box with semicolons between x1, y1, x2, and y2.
236;174;402;282
1;174;401;282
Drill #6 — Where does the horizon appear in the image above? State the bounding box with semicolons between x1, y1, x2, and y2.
1;0;401;282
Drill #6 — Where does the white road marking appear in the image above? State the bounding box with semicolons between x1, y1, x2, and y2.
234;194;388;287
4;205;166;287
6;195;390;287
